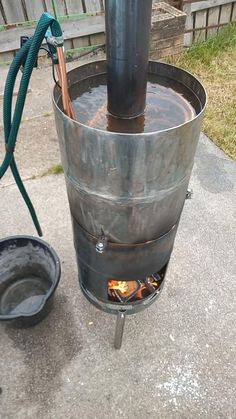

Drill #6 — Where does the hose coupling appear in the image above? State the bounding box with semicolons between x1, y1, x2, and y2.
45;30;64;47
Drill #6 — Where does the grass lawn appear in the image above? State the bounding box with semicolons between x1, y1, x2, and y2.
169;24;236;160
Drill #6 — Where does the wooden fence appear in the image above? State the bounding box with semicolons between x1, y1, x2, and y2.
0;0;106;63
0;0;235;63
183;0;236;44
0;0;104;21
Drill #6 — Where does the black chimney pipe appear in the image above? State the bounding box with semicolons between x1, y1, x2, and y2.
105;0;153;119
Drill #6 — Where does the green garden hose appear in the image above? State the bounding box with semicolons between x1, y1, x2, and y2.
0;13;63;236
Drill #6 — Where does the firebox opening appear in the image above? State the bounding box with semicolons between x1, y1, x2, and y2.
108;264;167;304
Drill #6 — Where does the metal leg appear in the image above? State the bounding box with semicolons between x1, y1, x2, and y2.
114;311;126;349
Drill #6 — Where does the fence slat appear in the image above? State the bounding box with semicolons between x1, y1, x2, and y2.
0;1;5;24
64;0;83;14
191;0;233;13
194;9;207;41
24;0;45;20
85;0;102;12
219;3;232;30
207;6;220;37
45;0;67;16
72;35;90;49
0;50;14;64
90;32;105;44
62;14;104;37
232;2;236;21
0;13;4;24
1;0;25;23
100;0;104;11
184;3;193;45
43;0;54;15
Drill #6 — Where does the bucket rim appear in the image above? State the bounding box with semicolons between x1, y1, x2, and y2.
0;235;61;321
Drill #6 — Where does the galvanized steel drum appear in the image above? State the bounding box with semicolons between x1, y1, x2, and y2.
53;60;206;246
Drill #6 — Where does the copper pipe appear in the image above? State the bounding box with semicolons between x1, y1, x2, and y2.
55;63;66;112
57;48;69;115
55;62;70;116
55;64;62;87
56;47;76;120
60;49;75;119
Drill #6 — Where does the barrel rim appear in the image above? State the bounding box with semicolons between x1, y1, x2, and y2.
53;59;207;137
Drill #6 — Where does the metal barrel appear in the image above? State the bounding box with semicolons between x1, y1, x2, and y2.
53;60;206;246
105;0;153;118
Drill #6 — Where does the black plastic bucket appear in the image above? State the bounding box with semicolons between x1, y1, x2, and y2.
0;236;61;327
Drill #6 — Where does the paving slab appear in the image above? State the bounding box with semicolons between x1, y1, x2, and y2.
0;133;235;419
0;67;32;99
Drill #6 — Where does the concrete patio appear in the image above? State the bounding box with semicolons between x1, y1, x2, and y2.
0;61;235;419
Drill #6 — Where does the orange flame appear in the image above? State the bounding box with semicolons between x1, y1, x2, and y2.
108;280;139;298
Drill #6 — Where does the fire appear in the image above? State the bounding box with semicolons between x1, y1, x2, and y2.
108;280;139;298
108;280;128;293
108;275;163;302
